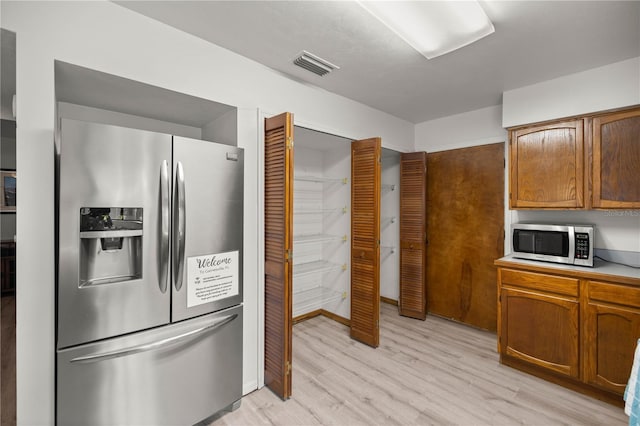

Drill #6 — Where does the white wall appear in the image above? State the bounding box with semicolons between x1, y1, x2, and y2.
57;102;203;139
503;57;640;128
380;152;400;301
414;105;506;153
513;210;640;254
236;107;260;393
202;109;237;146
1;1;415;424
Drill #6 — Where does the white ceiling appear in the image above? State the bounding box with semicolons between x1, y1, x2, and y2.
116;0;640;124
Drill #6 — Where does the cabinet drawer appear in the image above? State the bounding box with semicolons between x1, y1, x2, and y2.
588;281;640;308
501;268;579;297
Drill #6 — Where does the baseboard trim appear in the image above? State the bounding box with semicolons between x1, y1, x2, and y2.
293;309;323;324
320;309;350;327
293;309;350;327
380;296;398;306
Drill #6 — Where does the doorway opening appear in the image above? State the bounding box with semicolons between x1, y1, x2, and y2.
1;27;17;426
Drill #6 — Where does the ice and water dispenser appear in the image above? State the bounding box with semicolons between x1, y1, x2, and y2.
79;207;143;287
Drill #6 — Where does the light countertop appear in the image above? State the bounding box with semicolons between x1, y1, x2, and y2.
495;254;640;285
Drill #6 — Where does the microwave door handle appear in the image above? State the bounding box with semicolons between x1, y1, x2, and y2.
568;227;575;262
158;160;170;294
173;161;186;292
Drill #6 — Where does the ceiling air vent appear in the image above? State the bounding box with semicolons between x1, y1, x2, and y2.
293;51;340;77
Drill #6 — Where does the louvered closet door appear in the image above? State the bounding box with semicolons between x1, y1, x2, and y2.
351;138;381;348
264;112;294;400
399;152;428;320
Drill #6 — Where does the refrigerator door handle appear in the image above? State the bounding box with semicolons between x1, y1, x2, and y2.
69;313;238;364
159;160;170;294
173;161;186;292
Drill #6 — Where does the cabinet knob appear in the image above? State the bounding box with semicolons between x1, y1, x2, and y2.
410;244;414;249
360;251;365;259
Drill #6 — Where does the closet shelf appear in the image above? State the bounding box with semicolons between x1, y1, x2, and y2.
293;287;346;317
295;175;348;184
293;260;347;278
293;233;348;245
295;206;347;215
382;183;396;191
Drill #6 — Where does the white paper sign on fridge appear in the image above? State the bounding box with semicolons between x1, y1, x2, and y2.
187;250;239;308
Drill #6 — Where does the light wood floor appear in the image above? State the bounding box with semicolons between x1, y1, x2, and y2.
213;303;626;425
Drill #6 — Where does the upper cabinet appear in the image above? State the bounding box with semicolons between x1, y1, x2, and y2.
509;105;640;210
592;108;640;209
510;120;584;209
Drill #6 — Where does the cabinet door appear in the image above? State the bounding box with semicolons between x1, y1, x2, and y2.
584;302;640;395
510;120;584;209
399;152;427;320
351;138;381;348
501;287;579;378
592;108;640;208
264;112;294;400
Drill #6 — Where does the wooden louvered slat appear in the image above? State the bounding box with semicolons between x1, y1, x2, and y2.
350;138;381;347
264;112;294;400
399;152;428;320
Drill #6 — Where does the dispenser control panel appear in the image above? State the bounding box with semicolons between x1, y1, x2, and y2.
79;207;143;287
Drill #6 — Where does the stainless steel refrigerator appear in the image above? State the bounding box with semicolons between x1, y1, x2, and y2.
56;119;243;425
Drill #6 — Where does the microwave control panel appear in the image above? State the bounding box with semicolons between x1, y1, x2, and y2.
575;233;590;259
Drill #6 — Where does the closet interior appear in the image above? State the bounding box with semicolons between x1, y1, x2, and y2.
380;149;400;305
291;128;402;323
292;127;351;321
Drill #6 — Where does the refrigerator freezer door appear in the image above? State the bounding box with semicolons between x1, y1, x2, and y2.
57;119;172;349
172;137;244;322
57;305;243;425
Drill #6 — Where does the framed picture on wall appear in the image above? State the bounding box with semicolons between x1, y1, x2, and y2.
0;170;16;212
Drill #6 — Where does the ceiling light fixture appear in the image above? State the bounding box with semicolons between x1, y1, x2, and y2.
357;0;495;59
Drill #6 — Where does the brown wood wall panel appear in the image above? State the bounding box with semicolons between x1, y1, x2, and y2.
427;143;504;331
350;138;381;347
263;112;293;400
399;152;428;320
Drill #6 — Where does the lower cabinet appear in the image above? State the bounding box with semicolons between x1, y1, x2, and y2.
496;261;640;405
501;287;579;378
584;281;640;395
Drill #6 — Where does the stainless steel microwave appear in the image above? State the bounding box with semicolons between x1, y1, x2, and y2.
512;223;595;267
